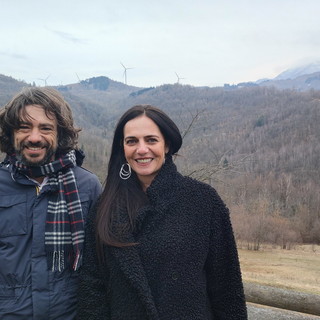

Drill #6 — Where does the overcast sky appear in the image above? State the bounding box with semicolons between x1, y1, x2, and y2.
1;0;320;88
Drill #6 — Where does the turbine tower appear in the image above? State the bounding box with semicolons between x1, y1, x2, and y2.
121;62;133;85
38;74;50;86
75;73;81;83
175;72;185;84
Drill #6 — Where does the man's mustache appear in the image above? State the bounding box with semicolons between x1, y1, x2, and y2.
22;142;48;148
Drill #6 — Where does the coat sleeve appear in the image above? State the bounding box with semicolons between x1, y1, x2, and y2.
76;204;110;319
205;190;248;319
87;173;102;211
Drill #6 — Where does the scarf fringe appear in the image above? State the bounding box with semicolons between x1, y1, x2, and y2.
49;250;83;272
73;252;83;271
50;250;66;272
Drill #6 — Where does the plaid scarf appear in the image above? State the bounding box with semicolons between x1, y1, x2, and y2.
7;150;84;272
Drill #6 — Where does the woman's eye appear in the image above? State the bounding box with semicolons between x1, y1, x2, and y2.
126;139;136;145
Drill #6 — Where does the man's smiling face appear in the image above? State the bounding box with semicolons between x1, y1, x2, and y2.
13;104;58;166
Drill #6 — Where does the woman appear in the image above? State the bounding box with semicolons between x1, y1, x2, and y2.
77;105;247;319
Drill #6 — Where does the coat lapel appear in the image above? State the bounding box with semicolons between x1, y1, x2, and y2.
109;158;179;319
110;206;160;319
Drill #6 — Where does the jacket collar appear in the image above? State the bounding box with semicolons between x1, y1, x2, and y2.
2;149;84;189
135;156;180;233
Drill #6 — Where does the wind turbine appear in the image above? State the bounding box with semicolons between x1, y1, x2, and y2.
38;74;50;86
120;62;133;85
75;73;81;83
175;72;185;84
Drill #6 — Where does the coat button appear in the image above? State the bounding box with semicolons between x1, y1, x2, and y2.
171;271;179;280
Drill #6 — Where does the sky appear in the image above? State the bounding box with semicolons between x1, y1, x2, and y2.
1;0;320;88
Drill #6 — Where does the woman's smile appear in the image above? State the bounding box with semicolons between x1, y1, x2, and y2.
123;115;168;190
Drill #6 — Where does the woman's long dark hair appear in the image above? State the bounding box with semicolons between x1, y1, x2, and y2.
96;105;182;250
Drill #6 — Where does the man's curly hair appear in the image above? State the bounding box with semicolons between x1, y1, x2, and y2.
0;87;81;155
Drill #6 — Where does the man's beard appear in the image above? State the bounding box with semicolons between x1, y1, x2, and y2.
15;142;56;167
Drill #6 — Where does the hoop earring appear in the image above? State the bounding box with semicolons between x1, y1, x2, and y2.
119;163;131;180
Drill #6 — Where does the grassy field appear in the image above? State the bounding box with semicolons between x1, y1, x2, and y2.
238;244;320;295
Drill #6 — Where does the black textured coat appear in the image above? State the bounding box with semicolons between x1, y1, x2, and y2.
77;158;247;319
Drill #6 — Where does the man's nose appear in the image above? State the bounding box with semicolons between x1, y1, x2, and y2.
27;128;42;143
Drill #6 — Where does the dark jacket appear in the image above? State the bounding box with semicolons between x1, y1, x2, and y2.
0;155;102;320
77;158;247;320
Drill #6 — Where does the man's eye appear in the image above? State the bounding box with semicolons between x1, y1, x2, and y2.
18;125;29;130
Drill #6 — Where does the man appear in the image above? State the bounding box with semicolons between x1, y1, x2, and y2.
0;87;102;319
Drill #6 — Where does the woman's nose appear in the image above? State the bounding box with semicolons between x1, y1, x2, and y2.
137;142;148;154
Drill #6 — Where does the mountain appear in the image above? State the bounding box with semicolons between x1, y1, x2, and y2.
253;62;320;91
0;74;27;101
257;71;320;91
274;62;320;80
1;73;320;245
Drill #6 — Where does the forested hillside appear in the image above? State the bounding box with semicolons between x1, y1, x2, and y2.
1;74;319;247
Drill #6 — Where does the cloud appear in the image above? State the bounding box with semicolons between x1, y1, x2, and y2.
47;28;87;44
0;51;27;59
1;1;320;87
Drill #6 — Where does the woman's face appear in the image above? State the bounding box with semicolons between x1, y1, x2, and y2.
123;115;169;191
